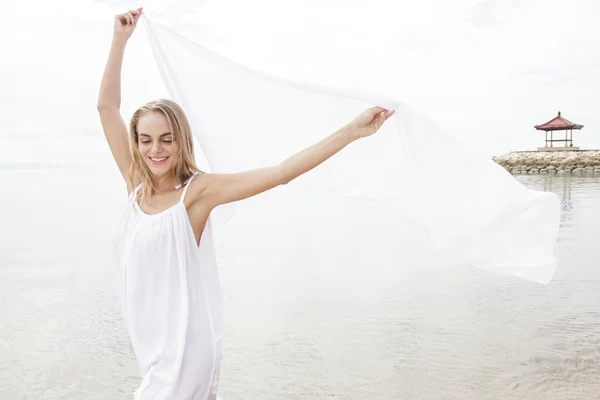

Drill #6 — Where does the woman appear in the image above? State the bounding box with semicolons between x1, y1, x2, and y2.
98;7;395;400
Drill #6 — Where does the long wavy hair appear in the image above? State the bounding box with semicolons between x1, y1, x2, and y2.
127;99;201;203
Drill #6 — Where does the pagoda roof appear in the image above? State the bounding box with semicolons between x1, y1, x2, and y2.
535;111;583;131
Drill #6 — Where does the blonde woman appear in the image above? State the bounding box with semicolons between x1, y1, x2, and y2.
98;8;395;400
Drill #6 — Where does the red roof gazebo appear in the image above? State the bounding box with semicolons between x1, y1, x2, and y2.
534;111;583;150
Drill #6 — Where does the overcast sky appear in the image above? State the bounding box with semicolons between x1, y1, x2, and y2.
1;0;598;165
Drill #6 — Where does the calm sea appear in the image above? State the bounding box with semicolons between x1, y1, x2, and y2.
1;165;598;400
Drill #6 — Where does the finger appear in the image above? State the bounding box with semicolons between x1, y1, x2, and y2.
127;12;134;24
370;106;385;115
373;111;385;128
384;109;395;120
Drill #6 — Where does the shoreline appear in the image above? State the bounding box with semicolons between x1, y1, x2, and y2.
492;150;600;175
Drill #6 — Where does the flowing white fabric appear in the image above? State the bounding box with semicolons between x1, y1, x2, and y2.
138;14;560;285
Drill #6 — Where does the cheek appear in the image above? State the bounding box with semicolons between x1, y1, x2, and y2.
169;143;180;159
138;143;153;157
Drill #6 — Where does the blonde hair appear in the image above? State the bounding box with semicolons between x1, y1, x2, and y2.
128;99;201;202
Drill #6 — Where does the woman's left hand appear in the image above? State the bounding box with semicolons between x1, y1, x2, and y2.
346;107;396;140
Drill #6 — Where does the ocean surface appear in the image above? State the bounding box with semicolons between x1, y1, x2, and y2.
1;165;599;400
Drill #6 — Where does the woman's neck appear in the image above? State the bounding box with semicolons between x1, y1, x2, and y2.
152;173;178;193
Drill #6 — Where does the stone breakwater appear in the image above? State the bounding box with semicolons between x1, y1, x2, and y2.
492;150;600;175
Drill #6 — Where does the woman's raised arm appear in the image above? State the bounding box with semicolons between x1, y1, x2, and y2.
197;107;395;210
97;8;143;187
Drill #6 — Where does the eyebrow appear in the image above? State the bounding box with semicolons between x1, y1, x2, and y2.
138;132;172;137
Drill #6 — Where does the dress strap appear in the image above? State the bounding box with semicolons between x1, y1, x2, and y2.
129;183;143;201
178;171;200;203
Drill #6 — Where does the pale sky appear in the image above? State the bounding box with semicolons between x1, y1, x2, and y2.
1;0;599;165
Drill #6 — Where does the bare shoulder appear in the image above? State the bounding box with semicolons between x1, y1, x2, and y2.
185;172;212;206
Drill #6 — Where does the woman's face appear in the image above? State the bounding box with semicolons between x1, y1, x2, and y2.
137;111;179;177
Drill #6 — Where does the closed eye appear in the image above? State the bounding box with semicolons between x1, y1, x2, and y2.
138;136;174;144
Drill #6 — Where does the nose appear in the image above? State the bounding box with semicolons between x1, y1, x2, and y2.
151;140;163;154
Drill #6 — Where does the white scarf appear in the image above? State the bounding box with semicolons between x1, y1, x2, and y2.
132;12;559;284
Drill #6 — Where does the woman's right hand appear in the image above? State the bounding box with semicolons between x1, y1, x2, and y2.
113;8;143;41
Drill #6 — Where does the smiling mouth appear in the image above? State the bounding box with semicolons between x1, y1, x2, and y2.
149;156;169;165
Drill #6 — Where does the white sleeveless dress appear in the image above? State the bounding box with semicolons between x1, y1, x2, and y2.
112;173;223;400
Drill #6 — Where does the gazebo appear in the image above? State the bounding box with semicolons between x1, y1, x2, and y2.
534;111;583;151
